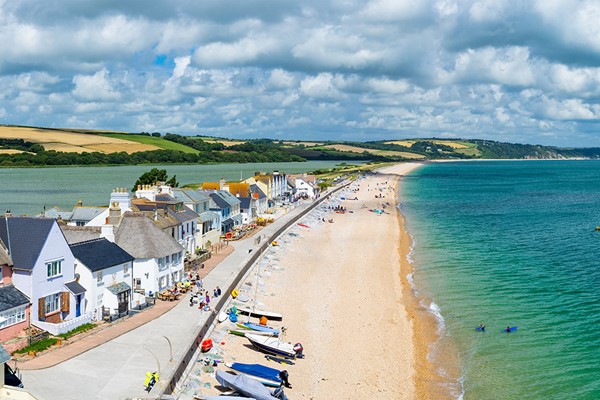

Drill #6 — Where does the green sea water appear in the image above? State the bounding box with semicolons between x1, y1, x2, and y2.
0;161;344;216
401;160;600;399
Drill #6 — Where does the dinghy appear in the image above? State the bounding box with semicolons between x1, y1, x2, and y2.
238;307;283;321
229;329;277;337
242;322;279;335
215;370;278;400
225;362;282;387
245;333;300;359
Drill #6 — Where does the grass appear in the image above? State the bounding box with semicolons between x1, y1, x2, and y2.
58;323;96;340
13;338;59;354
98;133;200;154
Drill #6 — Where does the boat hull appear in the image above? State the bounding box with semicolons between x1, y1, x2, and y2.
245;333;296;359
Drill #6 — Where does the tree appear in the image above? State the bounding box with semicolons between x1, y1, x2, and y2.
132;168;179;191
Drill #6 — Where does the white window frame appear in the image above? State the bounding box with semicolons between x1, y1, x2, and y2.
46;259;63;278
45;293;61;314
123;263;129;275
97;271;103;283
0;305;27;328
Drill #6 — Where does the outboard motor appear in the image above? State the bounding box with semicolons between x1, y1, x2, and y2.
293;343;304;358
279;370;291;388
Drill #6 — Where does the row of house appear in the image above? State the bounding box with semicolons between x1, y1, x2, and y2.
0;171;319;354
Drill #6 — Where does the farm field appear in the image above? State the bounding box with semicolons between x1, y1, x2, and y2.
318;144;425;159
384;139;470;149
192;136;245;146
98;133;199;154
0;149;26;154
0;126;159;154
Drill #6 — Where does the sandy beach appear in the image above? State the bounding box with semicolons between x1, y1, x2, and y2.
189;162;457;399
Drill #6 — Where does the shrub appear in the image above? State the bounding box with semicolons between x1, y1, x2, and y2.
58;323;96;340
13;338;59;354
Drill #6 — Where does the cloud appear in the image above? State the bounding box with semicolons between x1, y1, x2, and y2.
2;0;600;146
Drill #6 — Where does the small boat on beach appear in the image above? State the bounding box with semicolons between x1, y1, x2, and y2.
238;307;283;321
215;370;277;400
229;329;277;337
241;322;279;335
225;362;282;387
245;333;301;359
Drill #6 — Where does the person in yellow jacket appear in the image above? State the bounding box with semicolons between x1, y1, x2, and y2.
144;371;159;392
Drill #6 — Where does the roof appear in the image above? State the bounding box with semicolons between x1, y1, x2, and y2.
64;280;87;295
239;197;252;210
106;282;131;295
115;212;183;259
44;207;74;220
71;207;105;222
218;190;241;206
154;193;179;204
0;217;56;271
209;193;231;209
0;238;12;266
0;346;10;364
60;226;102;244
228;182;250;197
222;218;234;226
167;207;199;224
198;211;219;222
70;238;134;272
250;184;267;199
202;182;221;190
0;285;29;313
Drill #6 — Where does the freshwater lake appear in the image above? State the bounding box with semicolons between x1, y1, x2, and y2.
1;161;346;216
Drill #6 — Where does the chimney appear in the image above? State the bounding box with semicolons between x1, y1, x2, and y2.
101;225;115;242
107;202;122;226
219;178;226;191
110;187;132;209
4;210;12;217
76;200;83;207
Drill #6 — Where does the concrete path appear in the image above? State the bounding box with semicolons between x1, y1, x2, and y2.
19;200;320;400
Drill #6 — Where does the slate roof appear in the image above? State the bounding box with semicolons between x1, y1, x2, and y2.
198;211;219;222
167;207;199;223
218;190;241;206
60;226;102;244
0;238;12;266
0;217;56;271
0;345;10;364
71;207;105;222
106;282;131;295
154;193;179;205
0;285;29;313
64;280;86;295
70;238;134;272
250;184;267;199
115;212;183;259
44;207;74;221
239;197;252;210
209;193;230;209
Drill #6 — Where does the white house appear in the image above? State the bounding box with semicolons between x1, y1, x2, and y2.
0;216;91;335
70;238;136;320
114;212;185;296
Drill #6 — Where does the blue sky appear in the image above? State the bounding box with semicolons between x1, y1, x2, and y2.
2;0;600;146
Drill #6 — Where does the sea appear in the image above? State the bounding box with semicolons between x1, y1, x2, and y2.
0;161;345;216
400;160;600;399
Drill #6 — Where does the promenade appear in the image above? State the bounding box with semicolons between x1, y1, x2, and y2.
19;194;334;400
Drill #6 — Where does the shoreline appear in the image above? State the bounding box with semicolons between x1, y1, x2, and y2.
186;162;461;399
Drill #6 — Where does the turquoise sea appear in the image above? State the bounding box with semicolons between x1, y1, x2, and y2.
401;160;600;399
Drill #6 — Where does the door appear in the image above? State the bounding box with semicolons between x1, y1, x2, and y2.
117;291;130;314
76;294;81;317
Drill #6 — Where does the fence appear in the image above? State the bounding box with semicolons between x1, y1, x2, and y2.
163;182;351;395
32;312;94;336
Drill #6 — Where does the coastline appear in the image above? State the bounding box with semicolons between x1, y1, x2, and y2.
192;162;464;399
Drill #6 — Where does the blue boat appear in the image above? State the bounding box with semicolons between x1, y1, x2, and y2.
215;370;277;400
225;362;282;387
243;322;279;335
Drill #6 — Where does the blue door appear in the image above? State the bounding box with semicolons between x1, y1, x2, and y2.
76;294;81;317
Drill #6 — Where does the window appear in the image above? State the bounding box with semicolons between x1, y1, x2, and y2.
123;264;129;275
46;260;63;278
97;271;103;283
0;305;26;328
45;293;60;314
173;252;180;264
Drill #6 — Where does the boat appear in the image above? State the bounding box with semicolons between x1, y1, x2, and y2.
245;333;300;359
242;322;279;335
229;329;277;337
215;370;278;400
218;312;228;323
225;362;282;387
238;307;283;321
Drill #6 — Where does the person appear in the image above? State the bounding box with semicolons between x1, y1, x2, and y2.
144;371;159;392
479;323;485;331
506;326;511;333
205;291;210;305
213;288;218;298
189;293;196;307
272;384;289;400
216;286;221;296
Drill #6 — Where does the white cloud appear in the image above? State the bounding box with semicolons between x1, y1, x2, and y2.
72;70;121;102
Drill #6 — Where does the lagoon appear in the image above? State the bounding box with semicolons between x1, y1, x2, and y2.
1;161;345;216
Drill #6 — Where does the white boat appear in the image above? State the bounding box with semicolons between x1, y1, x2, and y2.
237;307;283;321
229;329;277;337
245;333;298;359
218;312;228;323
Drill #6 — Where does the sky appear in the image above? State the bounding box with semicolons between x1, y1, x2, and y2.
2;0;600;146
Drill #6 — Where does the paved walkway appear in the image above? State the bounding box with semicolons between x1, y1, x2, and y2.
19;199;323;400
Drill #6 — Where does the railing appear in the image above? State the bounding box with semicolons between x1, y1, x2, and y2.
32;312;94;336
